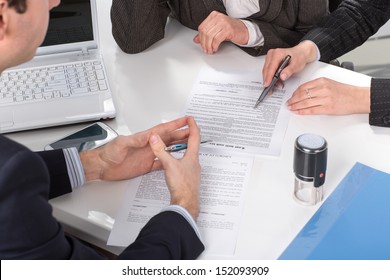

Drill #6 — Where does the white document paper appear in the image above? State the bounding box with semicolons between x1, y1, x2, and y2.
107;149;254;257
184;65;299;156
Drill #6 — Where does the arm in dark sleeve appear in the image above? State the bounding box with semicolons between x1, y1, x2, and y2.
0;138;106;259
37;149;72;199
0;139;72;259
111;0;171;54
118;211;204;260
244;20;304;56
303;0;390;62
369;78;390;127
240;0;329;56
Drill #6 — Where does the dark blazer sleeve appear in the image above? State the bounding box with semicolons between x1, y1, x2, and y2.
118;211;204;260
37;149;205;258
369;78;390;127
1;137;202;259
37;149;72;199
303;0;390;62
0;136;108;259
242;20;303;56
110;0;224;54
110;0;329;57
111;0;171;54
244;0;329;56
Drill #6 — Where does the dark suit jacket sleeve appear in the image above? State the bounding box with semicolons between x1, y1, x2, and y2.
244;20;304;56
110;0;221;54
0;137;106;259
303;0;390;62
240;0;328;56
37;149;72;199
110;0;329;56
369;78;390;127
111;0;171;54
37;148;205;259
118;211;204;260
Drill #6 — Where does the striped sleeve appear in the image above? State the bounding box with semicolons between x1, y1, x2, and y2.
63;148;86;190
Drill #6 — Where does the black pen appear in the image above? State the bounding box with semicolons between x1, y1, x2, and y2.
254;55;291;108
164;140;212;152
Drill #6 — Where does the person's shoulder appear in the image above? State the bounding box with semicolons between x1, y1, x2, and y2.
0;135;45;178
0;135;31;159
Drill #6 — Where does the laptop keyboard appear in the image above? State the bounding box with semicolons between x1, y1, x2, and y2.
0;59;108;105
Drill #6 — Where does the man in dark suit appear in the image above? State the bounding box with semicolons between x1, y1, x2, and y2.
110;0;329;56
0;0;204;259
262;0;390;127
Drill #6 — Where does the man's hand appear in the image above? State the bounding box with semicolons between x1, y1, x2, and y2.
80;117;191;182
263;41;319;87
149;116;201;220
193;11;249;54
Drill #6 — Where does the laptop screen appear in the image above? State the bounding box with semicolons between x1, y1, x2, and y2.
41;0;94;47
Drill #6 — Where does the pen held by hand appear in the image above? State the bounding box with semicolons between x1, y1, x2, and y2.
164;140;212;152
254;55;291;109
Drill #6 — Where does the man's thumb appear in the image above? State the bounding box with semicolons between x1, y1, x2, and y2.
149;133;171;165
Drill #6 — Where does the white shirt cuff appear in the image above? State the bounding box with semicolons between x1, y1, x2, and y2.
63;147;86;190
160;205;202;241
237;20;264;47
311;40;321;61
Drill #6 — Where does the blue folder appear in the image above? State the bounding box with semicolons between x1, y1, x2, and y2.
279;162;390;260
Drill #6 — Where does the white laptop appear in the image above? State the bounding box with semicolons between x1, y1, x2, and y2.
0;0;116;134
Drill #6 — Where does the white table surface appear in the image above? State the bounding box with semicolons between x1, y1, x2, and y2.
6;0;390;259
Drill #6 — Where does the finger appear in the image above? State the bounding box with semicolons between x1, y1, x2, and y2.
198;18;212;53
211;29;225;53
295;104;330;115
278;55;306;82
128;118;189;151
164;127;189;140
201;26;219;54
122;131;149;149
289;95;325;112
162;128;189;145
193;34;200;44
152;116;189;135
279;66;294;82
287;88;307;106
287;82;318;105
199;18;222;54
275;79;284;90
263;49;287;86
149;133;173;168
197;33;207;53
185;117;200;157
150;159;163;172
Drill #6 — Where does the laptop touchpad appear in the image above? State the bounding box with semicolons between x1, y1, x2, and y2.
13;95;102;124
